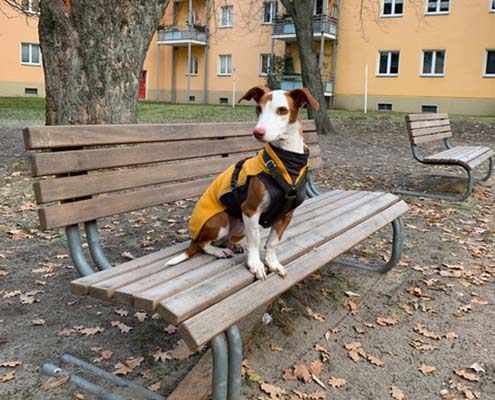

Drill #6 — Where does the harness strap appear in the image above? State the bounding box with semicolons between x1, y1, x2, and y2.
231;159;247;208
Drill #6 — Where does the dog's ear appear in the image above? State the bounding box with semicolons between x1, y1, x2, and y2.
288;88;320;111
238;85;270;104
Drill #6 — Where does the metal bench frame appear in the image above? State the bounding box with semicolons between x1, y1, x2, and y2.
396;118;494;201
63;177;404;400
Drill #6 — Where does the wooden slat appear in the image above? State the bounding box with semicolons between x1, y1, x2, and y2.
427;146;487;163
70;241;189;296
71;191;346;300
39;177;213;230
410;124;451;137
406;113;449;122
158;192;394;324
408;119;451;130
179;200;409;350
31;138;321;177
24;121;317;149
132;192;382;312
426;146;477;160
467;149;494;169
413;131;452;144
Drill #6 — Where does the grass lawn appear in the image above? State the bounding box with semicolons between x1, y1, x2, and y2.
0;96;493;127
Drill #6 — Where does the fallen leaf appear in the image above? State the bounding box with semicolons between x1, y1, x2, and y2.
260;381;286;399
444;332;458;341
147;382;161;392
74;392;85;399
0;371;15;382
41;374;70;390
134;312;147;322
93;350;113;363
121;251;136;260
328;376;347;388
293;364;312;383
32;319;46;326
149;348;172;363
125;356;144;370
113;362;133;376
390;385;405;400
0;270;9;277
140;369;153;381
376;315;400;326
163;324;177;334
343;300;357;314
308;359;323;378
77;326;105;336
114;308;128;317
270;343;284;352
453;368;480;382
418;364;437;375
366;353;384;367
169;340;193;360
306;307;325;322
344;290;360;297
314;344;330;362
469;363;485;373
414;324;442;340
111;320;132;334
0;361;21;368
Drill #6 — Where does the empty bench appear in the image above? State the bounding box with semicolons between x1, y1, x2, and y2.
24;121;408;400
396;113;494;201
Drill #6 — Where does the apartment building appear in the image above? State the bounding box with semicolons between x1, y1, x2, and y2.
0;0;494;115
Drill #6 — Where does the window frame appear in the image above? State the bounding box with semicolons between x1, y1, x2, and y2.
484;49;495;77
421;104;438;113
22;0;40;14
219;5;234;28
262;1;277;24
259;54;271;76
218;54;232;76
186;55;199;76
490;0;495;12
420;49;446;77
381;0;404;17
376;51;400;77
425;0;450;15
377;103;393;111
20;43;41;66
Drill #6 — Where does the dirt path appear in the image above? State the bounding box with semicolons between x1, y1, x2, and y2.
0;115;493;400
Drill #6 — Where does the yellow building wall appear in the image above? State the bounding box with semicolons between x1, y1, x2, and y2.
335;1;495;114
0;9;45;96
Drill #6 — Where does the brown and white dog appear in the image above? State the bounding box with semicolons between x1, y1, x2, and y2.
165;86;319;280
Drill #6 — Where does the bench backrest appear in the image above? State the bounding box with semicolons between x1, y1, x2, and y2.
405;113;452;146
24;121;322;230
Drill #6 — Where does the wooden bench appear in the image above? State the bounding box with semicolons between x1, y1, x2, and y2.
396;113;494;201
24;121;408;400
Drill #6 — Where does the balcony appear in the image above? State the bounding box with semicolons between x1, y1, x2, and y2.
271;75;333;96
272;15;337;41
157;25;207;46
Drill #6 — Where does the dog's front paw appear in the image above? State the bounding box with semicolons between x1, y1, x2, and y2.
248;259;267;280
266;260;288;279
229;243;246;254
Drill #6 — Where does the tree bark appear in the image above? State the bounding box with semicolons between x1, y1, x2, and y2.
280;0;336;134
39;0;169;125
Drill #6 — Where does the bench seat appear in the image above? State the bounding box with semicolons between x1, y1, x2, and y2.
71;189;408;350
425;145;495;169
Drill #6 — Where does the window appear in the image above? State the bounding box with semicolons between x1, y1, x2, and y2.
219;97;229;104
422;50;445;76
262;1;277;23
220;5;233;27
218;55;232;76
377;51;400;76
422;105;438;113
259;54;271;76
189;96;196;102
491;0;495;12
21;43;41;66
24;88;38;96
382;0;403;16
187;56;198;76
377;103;393;111
21;0;40;14
485;50;495;76
314;0;324;15
426;0;449;14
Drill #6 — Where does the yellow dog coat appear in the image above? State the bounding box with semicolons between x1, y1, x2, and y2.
188;143;309;240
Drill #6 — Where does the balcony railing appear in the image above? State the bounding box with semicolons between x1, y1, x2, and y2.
270;75;334;95
272;15;337;39
157;25;207;45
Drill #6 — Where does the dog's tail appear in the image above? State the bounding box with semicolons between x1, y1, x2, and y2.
165;242;200;266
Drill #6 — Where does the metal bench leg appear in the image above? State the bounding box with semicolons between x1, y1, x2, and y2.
85;221;112;271
394;166;475;201
306;172;321;198
226;326;242;400
66;225;96;276
211;334;229;400
477;157;493;182
335;217;404;273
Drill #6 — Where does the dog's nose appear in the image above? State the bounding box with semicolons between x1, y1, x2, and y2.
253;126;265;139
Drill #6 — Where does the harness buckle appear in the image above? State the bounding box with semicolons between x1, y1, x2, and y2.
265;159;276;171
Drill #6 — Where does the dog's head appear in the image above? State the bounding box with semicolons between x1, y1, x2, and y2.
239;86;319;143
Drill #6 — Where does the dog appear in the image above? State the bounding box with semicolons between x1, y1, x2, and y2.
165;85;319;280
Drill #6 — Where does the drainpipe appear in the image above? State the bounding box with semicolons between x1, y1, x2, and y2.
155;41;160;101
187;41;192;103
203;0;210;104
171;47;177;103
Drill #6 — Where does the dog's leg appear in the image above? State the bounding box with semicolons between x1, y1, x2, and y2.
265;211;294;278
241;177;270;280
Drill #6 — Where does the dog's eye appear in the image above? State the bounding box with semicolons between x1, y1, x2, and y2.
276;107;289;115
255;106;262;116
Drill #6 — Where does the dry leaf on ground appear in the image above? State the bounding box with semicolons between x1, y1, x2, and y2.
134;312;147;322
306;307;325;322
111;320;133;334
376;315;400;326
149;348;172;363
0;371;15;382
328;376;347;388
93;350;113;363
390;385;405;400
260;381;286;399
41;375;70;390
163;324;177;334
418;364;437;375
314;344;330;362
147;382;161;392
453;368;480;382
0;361;21;368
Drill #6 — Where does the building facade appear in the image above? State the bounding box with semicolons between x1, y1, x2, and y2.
0;0;494;115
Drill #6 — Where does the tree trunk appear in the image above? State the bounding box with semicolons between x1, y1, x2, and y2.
39;0;169;125
280;0;335;135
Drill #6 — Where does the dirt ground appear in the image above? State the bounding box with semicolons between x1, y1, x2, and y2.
0;115;494;400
